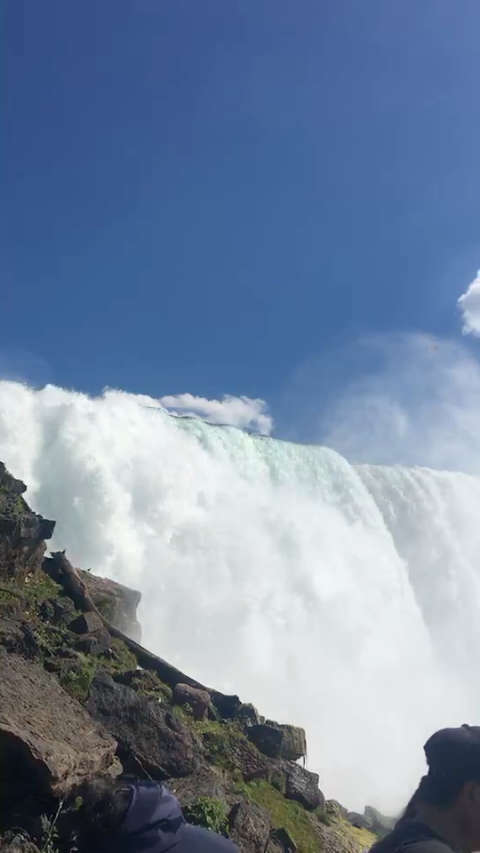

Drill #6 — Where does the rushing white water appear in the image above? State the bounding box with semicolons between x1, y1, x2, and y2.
1;380;480;812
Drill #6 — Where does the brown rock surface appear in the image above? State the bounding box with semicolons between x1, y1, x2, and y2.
229;800;271;853
0;652;120;799
80;570;142;640
174;682;213;721
86;671;198;779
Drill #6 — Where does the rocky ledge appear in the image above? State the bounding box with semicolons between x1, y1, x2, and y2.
0;462;388;853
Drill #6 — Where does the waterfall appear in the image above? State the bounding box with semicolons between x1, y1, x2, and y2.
1;380;479;812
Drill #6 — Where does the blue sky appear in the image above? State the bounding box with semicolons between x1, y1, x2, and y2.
3;0;480;438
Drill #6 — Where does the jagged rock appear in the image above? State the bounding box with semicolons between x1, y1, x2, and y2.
69;611;104;634
326;800;348;820
174;683;212;721
267;828;297;853
0;832;40;853
80;570;141;641
74;629;111;655
229;800;271;853
236;703;260;727
0;463;55;582
40;596;76;625
86;671;198;779
347;812;370;830
167;765;227;805
69;609;111;655
246;722;306;761
363;806;395;836
0;653;120;800
0;618;40;658
285;764;324;811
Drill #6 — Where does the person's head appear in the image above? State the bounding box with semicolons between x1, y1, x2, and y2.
404;725;480;852
73;775;192;853
74;776;134;851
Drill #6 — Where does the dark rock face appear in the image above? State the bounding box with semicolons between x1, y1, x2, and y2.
236;703;260;727
86;671;198;779
69;611;104;634
0;653;120;801
174;683;212;721
285;764;324;811
229;801;271;853
0;463;55;582
80;570;142;641
69;611;111;654
246;723;306;761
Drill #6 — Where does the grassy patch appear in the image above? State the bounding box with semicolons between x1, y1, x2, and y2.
126;670;173;703
235;780;321;853
183;797;229;836
194;719;250;772
335;820;377;850
59;654;97;702
22;571;63;607
98;637;137;676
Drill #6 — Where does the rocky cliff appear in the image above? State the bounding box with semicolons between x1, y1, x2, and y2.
0;462;383;853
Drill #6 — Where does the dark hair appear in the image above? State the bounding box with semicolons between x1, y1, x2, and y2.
74;776;133;851
403;772;473;819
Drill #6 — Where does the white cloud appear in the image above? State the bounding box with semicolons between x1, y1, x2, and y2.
458;271;480;337
284;332;480;475
160;392;273;435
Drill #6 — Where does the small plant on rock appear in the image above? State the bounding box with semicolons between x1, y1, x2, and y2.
183;797;229;837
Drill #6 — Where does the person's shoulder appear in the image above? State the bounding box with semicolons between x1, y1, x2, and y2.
175;823;239;853
403;841;454;853
369;823;454;853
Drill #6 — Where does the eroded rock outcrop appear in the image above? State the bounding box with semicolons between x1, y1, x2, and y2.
86;671;198;779
0;463;55;582
0;652;120;800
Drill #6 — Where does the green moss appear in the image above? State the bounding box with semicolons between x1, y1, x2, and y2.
183;797;229;836
0;586;20;603
124;670;173;703
336;819;377;850
171;704;189;722
194;719;248;772
237;780;321;853
0;491;26;517
32;622;69;657
22;571;63;606
59;654;97;702
98;637;137;675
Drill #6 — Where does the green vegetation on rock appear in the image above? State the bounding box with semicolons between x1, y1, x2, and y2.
235;780;321;853
194;719;252;772
59;653;97;702
183;797;229;836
